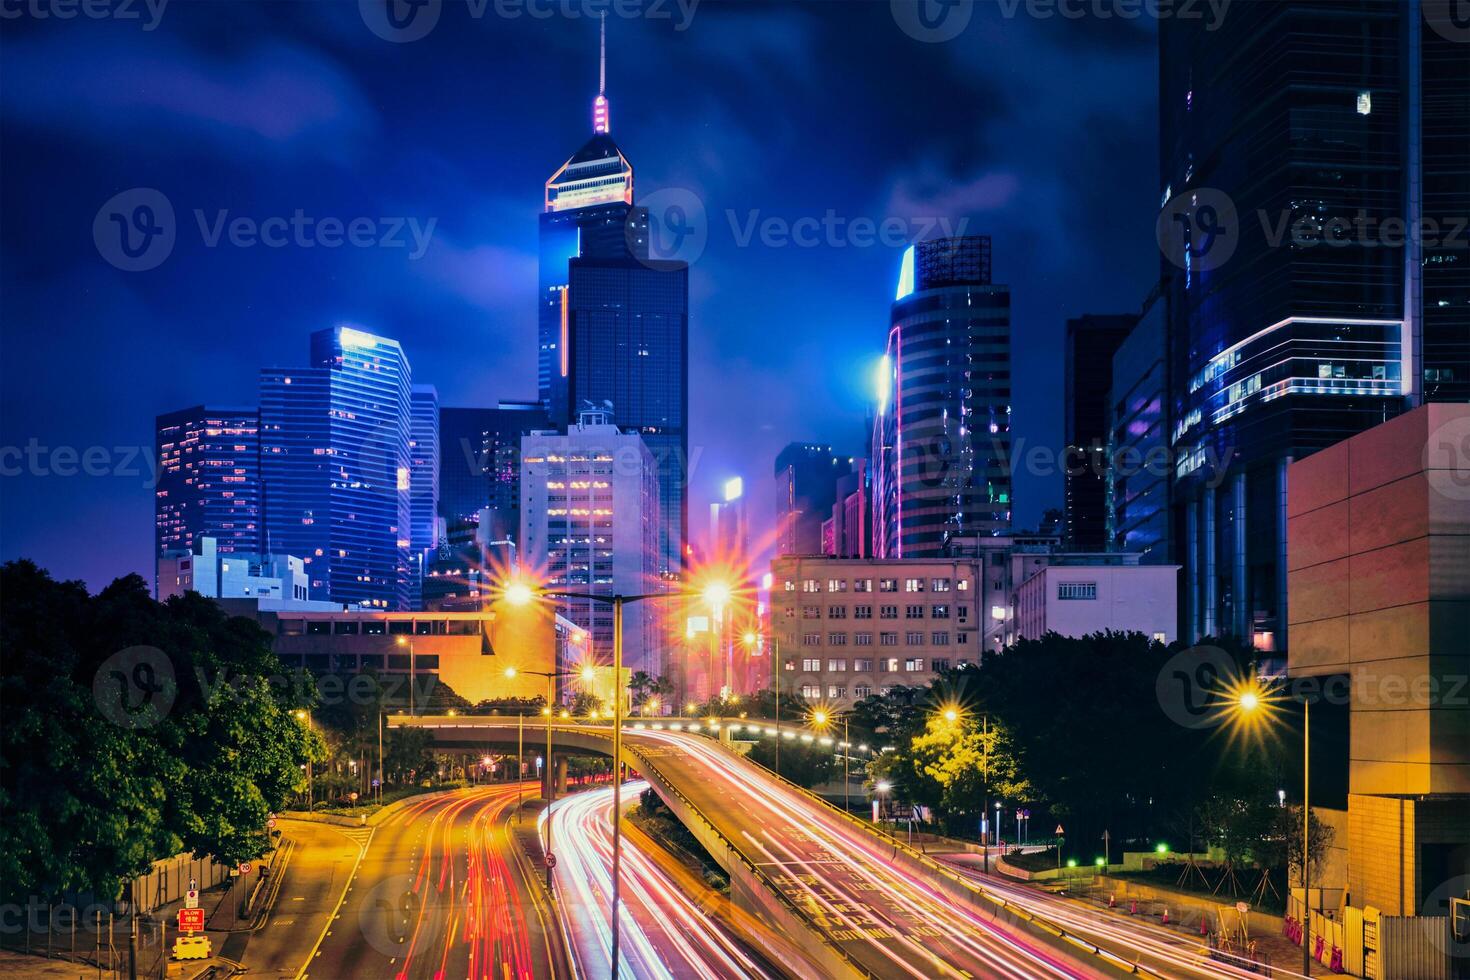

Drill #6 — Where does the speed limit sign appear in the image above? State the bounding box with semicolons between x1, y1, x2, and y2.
546;854;557;869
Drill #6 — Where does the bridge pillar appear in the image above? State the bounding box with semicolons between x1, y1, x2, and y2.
555;756;568;794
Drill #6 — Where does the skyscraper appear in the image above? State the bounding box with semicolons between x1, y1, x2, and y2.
520;407;662;677
260;326;413;609
438;402;550;548
1106;287;1172;563
154;405;261;593
872;237;1011;558
772;443;852;557
1161;0;1469;649
408;385;440;608
537;20;687;580
1063;314;1136;552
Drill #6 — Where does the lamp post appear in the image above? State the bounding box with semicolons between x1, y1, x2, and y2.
811;709;850;813
505;663;586;889
396;636;416;714
503;576;731;978
294;709;313;811
1231;686;1310;976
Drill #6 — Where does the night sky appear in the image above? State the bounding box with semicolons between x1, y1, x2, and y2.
0;0;1160;591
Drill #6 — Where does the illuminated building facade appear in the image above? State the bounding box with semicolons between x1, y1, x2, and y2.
1162;1;1469;650
770;555;980;710
154;405;261;594
260;326;414;610
1064;313;1136;551
1105;287;1173;563
520;407;662;678
536;24;685;579
872;236;1011;558
773;443;853;557
408;385;440;608
437;402;549;547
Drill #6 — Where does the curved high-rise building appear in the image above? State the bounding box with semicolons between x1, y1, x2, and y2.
872;237;1011;558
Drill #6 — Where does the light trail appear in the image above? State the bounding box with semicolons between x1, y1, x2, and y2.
548;781;779;980
628;729;1097;978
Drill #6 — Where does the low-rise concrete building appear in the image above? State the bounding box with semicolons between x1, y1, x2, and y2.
771;555;979;709
1287;403;1469;916
1012;555;1179;644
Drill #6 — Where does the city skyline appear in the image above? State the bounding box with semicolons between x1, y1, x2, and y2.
0;2;1161;591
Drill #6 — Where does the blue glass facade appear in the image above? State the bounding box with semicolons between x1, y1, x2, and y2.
872;237;1011;558
409;385;440;608
154;405;261;591
260;327;413;609
437;402;549;547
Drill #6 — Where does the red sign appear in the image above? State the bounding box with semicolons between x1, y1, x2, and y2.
546;854;557;869
238;862;253;876
177;908;205;933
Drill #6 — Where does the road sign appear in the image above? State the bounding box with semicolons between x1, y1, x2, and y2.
371;778;381;787
184;889;199;909
267;817;277;829
546;854;557;869
188;877;197;891
177;907;205;933
1055;824;1065;835
238;862;253;876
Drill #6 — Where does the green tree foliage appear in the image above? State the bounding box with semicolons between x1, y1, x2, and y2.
745;737;835;789
0;561;318;902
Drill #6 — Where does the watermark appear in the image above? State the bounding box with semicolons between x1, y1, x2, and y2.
633;186;973;268
1158;186;1469;271
890;0;973;43
1156;645;1470;731
0;0;168;30
1422;0;1470;44
0;440;160;486
1156;187;1237;272
93;188;438;272
0;898;134;936
1425;412;1470;502
93;646;177;730
891;0;1228;43
359;0;699;43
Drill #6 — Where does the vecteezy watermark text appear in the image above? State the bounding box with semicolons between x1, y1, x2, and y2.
358;0;699;44
93;188;438;272
0;0;168;30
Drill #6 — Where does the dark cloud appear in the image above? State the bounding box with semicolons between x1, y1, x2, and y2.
1;0;1158;588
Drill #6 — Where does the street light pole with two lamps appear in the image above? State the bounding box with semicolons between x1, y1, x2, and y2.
502;575;732;978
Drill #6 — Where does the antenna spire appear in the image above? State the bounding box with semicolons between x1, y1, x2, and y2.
593;13;610;133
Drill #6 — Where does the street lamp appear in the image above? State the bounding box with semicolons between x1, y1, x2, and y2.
1230;682;1311;976
501;574;732;978
875;780;892;828
396;636;416;714
294;709;314;811
810;709;851;814
507;663;583;874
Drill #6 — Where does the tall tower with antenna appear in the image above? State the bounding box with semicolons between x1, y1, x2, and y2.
593;12;609;134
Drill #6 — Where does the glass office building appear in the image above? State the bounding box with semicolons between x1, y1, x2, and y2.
260;327;414;609
1161;0;1468;648
872;237;1011;558
437;401;550;548
408;385;440;608
154;405;261;592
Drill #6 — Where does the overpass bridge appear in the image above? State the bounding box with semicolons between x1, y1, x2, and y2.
392;715;1154;980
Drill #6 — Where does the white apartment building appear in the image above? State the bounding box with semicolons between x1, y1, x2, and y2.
770;555;980;709
1013;558;1179;644
520;409;662;678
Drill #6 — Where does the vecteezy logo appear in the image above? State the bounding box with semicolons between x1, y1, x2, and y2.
1425;412;1470;502
1156;187;1237;273
359;0;441;43
636;187;707;267
1155;644;1239;730
359;874;442;955
93;188;175;272
93;646;176;729
891;0;973;43
1422;0;1470;43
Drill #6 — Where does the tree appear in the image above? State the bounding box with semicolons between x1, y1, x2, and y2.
569;691;604;718
0;561;317;901
745;738;835;789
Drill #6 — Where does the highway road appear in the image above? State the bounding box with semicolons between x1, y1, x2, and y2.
936;856;1305;980
549;781;785;979
301;785;567;980
398;717;1131;979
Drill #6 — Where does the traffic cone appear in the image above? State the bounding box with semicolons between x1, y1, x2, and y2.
1162;908;1170;925
1129;900;1137;915
1108;894;1116;909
